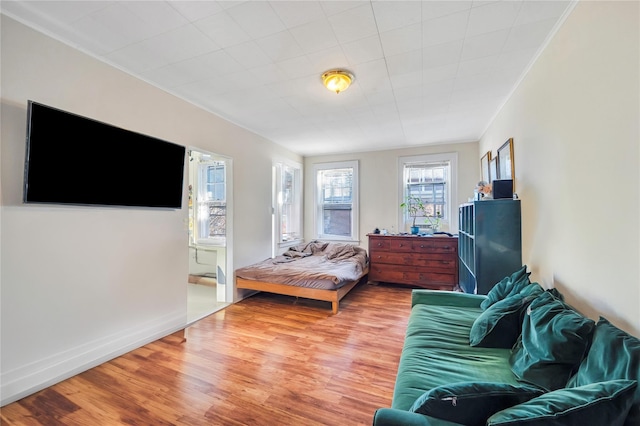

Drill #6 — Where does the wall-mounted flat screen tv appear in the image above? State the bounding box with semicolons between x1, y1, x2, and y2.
23;101;186;209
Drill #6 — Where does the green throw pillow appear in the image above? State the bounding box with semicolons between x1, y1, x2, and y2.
481;265;531;310
509;291;595;391
470;283;543;348
487;380;638;426
410;381;544;426
567;317;640;426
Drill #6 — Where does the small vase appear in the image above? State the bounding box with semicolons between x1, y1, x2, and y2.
411;226;420;235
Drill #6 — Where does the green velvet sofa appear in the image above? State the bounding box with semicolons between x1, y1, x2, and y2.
373;271;640;426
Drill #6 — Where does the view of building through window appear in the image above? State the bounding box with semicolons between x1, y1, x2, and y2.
197;160;226;240
403;161;449;228
320;167;353;236
314;160;359;240
277;162;302;243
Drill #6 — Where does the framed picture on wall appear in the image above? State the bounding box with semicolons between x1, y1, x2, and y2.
489;157;498;183
481;151;491;183
497;138;515;180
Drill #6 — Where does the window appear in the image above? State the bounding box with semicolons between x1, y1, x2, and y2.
399;153;458;232
313;161;359;241
274;161;302;246
196;159;226;244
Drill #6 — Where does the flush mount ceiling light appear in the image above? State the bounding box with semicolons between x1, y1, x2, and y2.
322;69;354;94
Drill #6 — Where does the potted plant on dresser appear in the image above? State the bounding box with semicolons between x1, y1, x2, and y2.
401;196;425;234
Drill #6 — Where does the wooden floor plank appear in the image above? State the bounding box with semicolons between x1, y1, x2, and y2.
1;283;413;425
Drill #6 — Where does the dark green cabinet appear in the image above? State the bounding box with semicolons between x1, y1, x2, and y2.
458;199;522;294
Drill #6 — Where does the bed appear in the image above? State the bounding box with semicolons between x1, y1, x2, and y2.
235;241;369;314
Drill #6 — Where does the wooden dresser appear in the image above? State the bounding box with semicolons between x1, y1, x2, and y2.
368;234;458;290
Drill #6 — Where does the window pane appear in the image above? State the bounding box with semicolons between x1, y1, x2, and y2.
404;162;449;225
280;164;301;242
322;205;351;236
204;161;225;202
314;161;358;240
320;168;353;204
197;159;226;241
207;204;226;238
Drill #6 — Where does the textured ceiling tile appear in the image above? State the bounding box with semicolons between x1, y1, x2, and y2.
83;2;169;44
328;4;378;44
460;29;510;62
225;40;273;69
423;39;464;69
386;49;423;76
225;1;285;39
422;9;469;47
320;1;362;17
379;23;422;57
422;1;472;21
289;18;338;54
305;46;350;73
255;30;304;62
167;0;224;22
465;0;522;37
270;1;326;27
371;1;422;33
341;34;384;66
194;11;251;48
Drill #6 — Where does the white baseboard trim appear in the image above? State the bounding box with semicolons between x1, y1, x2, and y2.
0;310;185;407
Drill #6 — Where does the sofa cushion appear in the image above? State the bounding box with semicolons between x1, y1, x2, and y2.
392;303;518;411
470;283;543;348
481;265;530;310
509;291;595;391
567;317;640;426
410;381;544;426
486;379;638;426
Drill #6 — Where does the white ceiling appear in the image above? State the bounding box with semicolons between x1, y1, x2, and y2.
2;0;574;156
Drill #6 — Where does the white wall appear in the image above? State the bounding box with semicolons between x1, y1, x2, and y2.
304;142;479;246
479;1;639;335
0;15;301;405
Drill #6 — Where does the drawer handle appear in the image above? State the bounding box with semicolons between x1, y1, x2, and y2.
399;243;404;247
377;243;383;247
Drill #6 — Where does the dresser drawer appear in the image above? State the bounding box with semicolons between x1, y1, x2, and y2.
369;238;391;251
369;252;456;270
369;264;457;288
370;237;457;254
410;239;457;254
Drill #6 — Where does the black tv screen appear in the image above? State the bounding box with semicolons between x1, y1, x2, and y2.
24;101;186;209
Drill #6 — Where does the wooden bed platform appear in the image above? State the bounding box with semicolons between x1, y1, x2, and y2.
236;266;369;314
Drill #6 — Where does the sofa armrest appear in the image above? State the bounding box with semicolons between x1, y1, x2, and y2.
373;409;464;426
411;290;486;309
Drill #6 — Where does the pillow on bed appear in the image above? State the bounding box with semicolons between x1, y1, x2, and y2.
325;244;357;260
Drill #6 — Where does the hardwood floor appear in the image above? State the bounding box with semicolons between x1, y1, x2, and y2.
1;282;414;425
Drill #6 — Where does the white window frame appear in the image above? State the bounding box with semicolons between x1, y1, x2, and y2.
273;160;303;249
195;159;227;246
398;153;458;233
312;160;359;242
